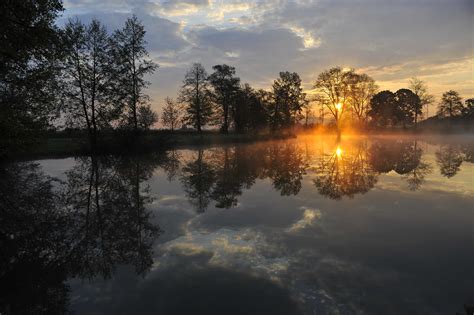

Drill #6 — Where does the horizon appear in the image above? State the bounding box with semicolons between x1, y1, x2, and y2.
60;0;473;118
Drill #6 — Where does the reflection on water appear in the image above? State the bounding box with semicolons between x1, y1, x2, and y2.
1;136;473;314
0;156;160;314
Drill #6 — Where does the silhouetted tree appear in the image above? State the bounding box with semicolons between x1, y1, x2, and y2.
409;77;434;119
349;73;378;126
137;104;158;129
463;98;474;117
209;64;240;133
367;90;398;127
437;90;464;118
0;0;63;157
179;63;213;133
110;16;158;133
62;19;118;149
161;97;182;130
395;88;422;127
270;71;306;131
233;84;269;133
313;67;356;129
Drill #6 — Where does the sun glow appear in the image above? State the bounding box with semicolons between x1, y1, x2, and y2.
335;146;342;157
335;103;342;111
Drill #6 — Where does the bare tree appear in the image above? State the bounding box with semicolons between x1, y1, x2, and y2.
409;77;434;119
313;67;356;129
349;73;378;126
161;97;182;131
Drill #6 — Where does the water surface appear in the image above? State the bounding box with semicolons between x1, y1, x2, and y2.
1;135;473;314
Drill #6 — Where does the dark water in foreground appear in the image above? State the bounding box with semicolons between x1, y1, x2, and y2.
1;135;473;314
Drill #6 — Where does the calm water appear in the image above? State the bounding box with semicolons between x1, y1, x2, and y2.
1;135;473;314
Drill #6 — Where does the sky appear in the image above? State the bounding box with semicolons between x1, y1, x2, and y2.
60;0;473;116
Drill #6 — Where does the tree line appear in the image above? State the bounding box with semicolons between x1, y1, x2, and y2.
159;65;473;133
2;0;473;158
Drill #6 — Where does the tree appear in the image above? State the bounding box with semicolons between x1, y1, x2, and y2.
161;97;182;130
110;16;158;133
395;88;421;127
63;19;118;149
137;104;158;130
0;0;63;157
313;67;356;129
179;63;213;133
232;84;269;133
463;98;474;117
349;73;378;125
437;90;464;118
367;91;398;127
409;77;434;119
270;71;306;130
209;64;240;133
302;100;315;127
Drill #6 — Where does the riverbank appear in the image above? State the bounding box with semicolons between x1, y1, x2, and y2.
12;130;295;160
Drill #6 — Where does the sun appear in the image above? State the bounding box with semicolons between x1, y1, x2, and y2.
335;103;342;111
335;146;342;157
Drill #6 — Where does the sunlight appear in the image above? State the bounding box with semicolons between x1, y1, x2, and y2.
335;146;342;157
335;103;342;111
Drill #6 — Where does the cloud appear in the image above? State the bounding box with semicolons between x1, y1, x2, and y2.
61;0;473;114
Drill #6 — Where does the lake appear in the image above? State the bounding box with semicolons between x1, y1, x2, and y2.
1;135;473;314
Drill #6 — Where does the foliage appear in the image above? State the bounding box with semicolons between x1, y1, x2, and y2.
0;0;64;157
270;71;306;130
161;97;182;130
395;88;422;126
349;73;378;123
437;90;464;118
110;15;158;132
62;19;119;148
179;63;214;133
313;67;356;126
209;64;240;133
409;77;434;118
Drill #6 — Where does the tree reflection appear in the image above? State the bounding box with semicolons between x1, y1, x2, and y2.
265;143;308;196
180;143;307;212
65;155;160;277
181;149;216;213
369;140;432;190
313;142;377;199
0;156;160;314
161;149;182;182
435;144;465;178
0;163;71;314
